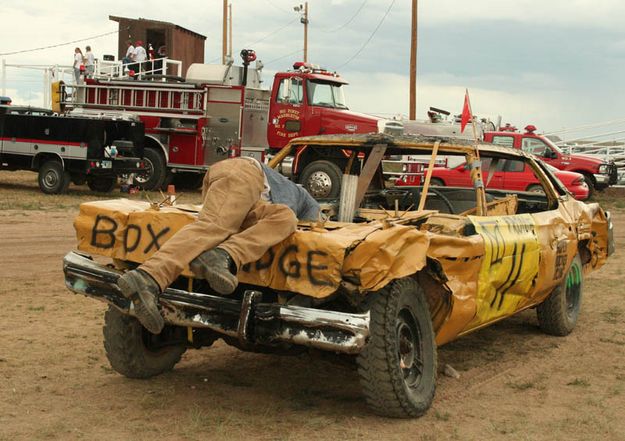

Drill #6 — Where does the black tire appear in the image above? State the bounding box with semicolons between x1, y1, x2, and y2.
38;160;70;194
537;254;583;336
299;160;343;199
71;173;87;186
357;278;437;418
135;148;166;191
103;306;187;379
429;178;444;187
172;172;205;190
580;173;595;199
87;176;117;193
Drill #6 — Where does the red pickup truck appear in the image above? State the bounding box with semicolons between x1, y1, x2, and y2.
483;125;617;196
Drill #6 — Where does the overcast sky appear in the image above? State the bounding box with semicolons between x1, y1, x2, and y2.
2;0;624;141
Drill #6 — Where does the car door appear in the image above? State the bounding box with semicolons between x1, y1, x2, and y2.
501;159;537;191
521;137;559;167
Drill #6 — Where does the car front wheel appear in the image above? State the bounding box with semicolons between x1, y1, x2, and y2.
357;277;437;418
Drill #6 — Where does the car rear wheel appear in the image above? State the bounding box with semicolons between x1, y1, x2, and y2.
87;176;117;193
429;178;444;187
38;160;70;194
537;254;583;336
357;277;437;418
103;306;187;378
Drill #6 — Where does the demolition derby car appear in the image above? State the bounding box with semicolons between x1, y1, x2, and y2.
63;133;614;418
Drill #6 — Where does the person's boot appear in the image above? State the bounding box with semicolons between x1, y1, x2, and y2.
117;269;164;334
190;248;238;295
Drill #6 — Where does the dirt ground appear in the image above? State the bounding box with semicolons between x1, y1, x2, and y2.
1;171;624;441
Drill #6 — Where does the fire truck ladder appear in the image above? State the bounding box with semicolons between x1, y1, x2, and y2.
63;82;206;115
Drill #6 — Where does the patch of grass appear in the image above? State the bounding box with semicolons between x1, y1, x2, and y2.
100;364;114;374
433;410;451;421
27;305;45;312
506;381;535;391
608;383;624;397
567;378;590;387
601;307;623;324
600;337;625;346
491;420;518;435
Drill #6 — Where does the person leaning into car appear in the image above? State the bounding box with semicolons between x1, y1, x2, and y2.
118;157;320;334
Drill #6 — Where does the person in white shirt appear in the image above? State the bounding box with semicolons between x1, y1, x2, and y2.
123;40;134;64
132;41;148;78
73;47;84;84
84;46;95;77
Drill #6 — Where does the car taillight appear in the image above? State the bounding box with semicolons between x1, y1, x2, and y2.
228;145;241;158
573;177;584;185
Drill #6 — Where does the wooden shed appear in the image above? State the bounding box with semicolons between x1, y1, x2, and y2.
110;16;206;74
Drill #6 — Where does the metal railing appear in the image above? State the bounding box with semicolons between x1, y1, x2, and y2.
1;57;184;109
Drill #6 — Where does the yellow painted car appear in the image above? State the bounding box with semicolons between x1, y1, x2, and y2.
64;134;614;418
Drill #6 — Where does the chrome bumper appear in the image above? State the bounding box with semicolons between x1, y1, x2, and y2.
594;173;610;185
606;211;616;256
63;252;369;354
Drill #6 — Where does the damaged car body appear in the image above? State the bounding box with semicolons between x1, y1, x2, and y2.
63;133;614;418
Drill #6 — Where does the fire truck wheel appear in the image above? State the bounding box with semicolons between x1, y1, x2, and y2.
135;148;166;190
87;176;117;193
38;160;71;194
173;172;205;190
299;160;342;199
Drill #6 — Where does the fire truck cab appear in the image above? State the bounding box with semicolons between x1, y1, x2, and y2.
55;53;393;196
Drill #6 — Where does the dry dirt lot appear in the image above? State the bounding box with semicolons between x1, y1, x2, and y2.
1;171;624;441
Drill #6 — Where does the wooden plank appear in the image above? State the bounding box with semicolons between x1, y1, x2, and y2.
354;144;387;209
418;140;440;211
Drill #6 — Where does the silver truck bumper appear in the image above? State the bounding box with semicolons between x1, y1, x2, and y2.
63;252;369;354
594;173;610;185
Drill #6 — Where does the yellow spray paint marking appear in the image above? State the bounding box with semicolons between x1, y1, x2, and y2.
468;214;540;325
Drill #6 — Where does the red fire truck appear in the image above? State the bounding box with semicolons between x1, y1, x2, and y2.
56;51;397;197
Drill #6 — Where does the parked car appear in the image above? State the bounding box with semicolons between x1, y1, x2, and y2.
63;133;614;418
396;158;589;200
484;125;617;196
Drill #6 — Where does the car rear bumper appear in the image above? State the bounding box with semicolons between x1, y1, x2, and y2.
63;251;370;354
87;156;144;175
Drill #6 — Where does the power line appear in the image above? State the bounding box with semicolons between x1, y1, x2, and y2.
545;117;625;137
265;49;302;66
263;0;291;15
335;0;396;69
207;17;298;64
245;17;298;47
0;29;120;57
317;1;369;33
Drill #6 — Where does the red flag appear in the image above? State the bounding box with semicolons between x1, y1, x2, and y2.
460;89;472;133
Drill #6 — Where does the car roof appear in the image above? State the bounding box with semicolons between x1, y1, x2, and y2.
284;133;532;159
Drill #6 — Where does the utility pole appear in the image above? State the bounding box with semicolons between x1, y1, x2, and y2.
409;0;418;120
294;3;309;62
222;0;228;64
228;3;233;59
